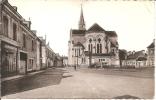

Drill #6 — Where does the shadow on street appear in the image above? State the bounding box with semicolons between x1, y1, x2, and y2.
2;68;64;96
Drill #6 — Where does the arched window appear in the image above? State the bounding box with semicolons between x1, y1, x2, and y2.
88;38;93;52
78;48;80;56
3;16;8;36
13;23;17;41
97;44;99;53
97;38;102;53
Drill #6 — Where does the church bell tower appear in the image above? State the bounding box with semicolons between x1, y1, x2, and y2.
79;4;86;30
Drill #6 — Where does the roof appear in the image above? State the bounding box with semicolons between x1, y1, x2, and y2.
136;57;147;61
84;51;112;56
88;23;105;32
147;41;155;48
126;51;146;60
71;29;86;35
73;42;85;49
106;31;117;37
111;42;116;47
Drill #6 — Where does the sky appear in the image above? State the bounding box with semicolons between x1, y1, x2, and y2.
8;0;155;56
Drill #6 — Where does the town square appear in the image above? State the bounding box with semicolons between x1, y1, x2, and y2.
0;0;155;99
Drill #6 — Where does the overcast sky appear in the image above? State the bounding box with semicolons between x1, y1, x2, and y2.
9;0;155;56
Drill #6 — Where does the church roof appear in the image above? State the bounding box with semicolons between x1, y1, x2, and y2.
147;41;155;48
84;51;112;56
73;42;85;49
71;29;86;35
111;42;116;47
106;31;117;37
88;23;105;32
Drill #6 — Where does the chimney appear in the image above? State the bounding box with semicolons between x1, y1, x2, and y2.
13;6;17;11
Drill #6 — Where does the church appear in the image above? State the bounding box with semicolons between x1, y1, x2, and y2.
68;6;120;67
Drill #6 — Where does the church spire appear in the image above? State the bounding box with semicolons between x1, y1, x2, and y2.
79;4;86;30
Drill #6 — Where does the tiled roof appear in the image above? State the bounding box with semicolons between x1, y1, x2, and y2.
136;57;147;61
84;52;112;56
147;41;155;48
71;29;86;35
88;23;105;32
106;31;117;37
126;51;146;60
73;42;85;49
111;42;116;47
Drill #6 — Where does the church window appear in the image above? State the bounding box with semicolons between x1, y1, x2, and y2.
89;39;92;43
97;44;99;53
97;38;102;53
78;48;80;56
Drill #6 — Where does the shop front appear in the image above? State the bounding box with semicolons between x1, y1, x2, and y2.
1;42;18;78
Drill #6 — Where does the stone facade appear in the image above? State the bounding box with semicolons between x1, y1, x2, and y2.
147;40;155;67
0;0;59;77
68;7;119;67
122;50;147;68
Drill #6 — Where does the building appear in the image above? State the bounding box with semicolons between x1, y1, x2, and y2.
122;50;147;68
0;0;43;77
39;36;47;69
62;56;68;67
46;42;55;68
68;6;119;67
54;53;63;67
0;0;20;77
147;40;155;67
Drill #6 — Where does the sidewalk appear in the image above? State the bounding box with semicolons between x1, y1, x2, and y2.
2;70;45;82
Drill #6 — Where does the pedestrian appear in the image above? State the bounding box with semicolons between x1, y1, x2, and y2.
74;65;76;71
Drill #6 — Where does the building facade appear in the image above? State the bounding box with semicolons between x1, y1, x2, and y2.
68;6;119;67
147;40;155;67
0;0;43;77
122;50;147;68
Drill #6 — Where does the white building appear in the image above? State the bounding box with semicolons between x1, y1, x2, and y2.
68;6;119;67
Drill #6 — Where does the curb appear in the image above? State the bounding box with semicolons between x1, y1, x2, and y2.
2;70;45;82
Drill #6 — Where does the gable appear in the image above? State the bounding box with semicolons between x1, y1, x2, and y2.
87;23;105;32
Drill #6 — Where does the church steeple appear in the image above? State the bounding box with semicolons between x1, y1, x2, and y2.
79;4;86;30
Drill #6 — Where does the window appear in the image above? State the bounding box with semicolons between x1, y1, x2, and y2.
88;44;92;52
78;48;80;56
13;23;17;41
3;16;8;36
32;40;34;51
75;49;76;56
97;38;102;53
23;34;26;48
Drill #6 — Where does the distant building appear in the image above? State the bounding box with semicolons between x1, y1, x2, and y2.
39;36;47;69
55;53;63;67
68;6;119;67
46;43;55;67
62;56;68;67
147;40;155;67
122;50;147;68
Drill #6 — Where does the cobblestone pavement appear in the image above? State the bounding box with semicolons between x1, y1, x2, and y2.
2;67;154;99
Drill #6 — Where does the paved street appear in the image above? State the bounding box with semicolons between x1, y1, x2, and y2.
2;68;63;96
2;67;154;99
